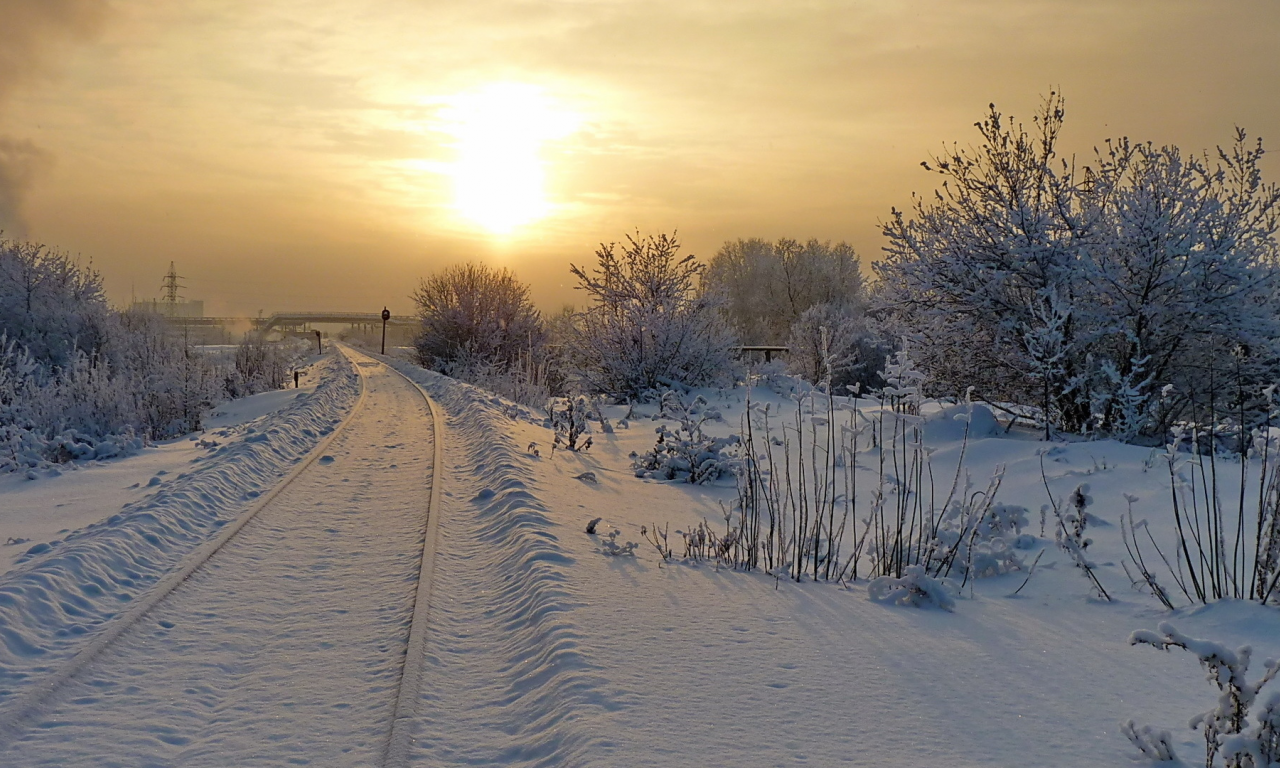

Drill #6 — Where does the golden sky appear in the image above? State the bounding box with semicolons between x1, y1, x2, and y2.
1;0;1277;316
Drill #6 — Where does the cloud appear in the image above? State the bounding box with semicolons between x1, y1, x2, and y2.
0;0;109;233
0;0;108;99
0;137;51;237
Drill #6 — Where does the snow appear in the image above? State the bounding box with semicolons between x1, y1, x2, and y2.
0;366;325;578
7;354;1280;766
0;353;359;712
385;362;1280;766
3;350;428;766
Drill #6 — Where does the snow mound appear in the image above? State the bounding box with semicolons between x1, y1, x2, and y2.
867;565;957;611
0;354;359;707
387;360;615;766
922;403;999;442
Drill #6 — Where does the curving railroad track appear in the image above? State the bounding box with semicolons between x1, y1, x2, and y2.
0;346;443;767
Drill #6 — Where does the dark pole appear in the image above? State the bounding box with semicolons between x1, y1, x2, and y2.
314;329;322;354
381;307;390;355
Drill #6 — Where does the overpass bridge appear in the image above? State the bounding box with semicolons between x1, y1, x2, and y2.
254;311;417;334
159;311;417;344
164;312;417;332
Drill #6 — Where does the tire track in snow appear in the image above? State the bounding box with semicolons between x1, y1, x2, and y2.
2;349;439;766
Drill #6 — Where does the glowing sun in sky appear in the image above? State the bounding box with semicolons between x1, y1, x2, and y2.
439;83;579;235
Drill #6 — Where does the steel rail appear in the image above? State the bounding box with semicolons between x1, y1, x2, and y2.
373;350;446;768
0;349;370;749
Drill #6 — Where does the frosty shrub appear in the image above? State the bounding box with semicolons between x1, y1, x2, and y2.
0;238;111;368
412;262;545;374
223;333;305;398
639;355;1026;600
567;232;738;397
550;395;590;453
785;302;885;392
876;92;1280;440
631;390;740;483
867;565;956;611
1;237;304;471
927;490;1030;582
1129;622;1280;767
1128;416;1280;607
443;349;553;410
1042;475;1112;601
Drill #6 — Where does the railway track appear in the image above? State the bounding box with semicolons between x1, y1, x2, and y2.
0;346;444;767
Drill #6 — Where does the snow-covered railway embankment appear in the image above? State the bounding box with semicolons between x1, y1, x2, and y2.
386;359;617;767
0;352;360;711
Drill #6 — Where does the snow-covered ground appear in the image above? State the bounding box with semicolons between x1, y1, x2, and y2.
4;350;434;766
5;354;1280;766
0;352;359;713
389;358;1280;767
0;358;329;577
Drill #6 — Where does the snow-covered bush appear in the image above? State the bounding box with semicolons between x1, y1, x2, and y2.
1132;417;1280;608
0;238;111;369
868;565;956;611
223;333;304;397
1121;720;1179;765
440;350;552;410
926;489;1030;581
566;232;738;397
876;93;1280;440
1045;478;1112;601
412;262;545;373
1129;622;1280;767
631;391;740;483
550;395;591;453
0;237;303;471
785;302;885;392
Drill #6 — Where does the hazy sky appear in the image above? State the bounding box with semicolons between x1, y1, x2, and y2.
1;0;1277;316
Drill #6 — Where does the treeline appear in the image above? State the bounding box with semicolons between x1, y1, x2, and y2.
1;238;302;470
412;232;883;406
414;93;1280;443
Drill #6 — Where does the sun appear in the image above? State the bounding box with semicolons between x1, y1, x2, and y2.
439;83;578;235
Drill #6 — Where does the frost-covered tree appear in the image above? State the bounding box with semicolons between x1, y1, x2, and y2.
1083;134;1280;436
877;94;1092;430
0;236;111;367
706;237;865;345
412;262;544;374
567;232;737;397
1;236;302;469
876;93;1280;439
706;237;882;388
785;302;883;391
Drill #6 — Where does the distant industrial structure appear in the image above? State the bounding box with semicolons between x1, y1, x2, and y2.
131;262;205;319
129;262;416;347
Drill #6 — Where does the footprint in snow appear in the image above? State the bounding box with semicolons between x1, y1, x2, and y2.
318;455;335;464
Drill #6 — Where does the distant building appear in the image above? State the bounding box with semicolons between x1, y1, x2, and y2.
130;298;205;318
